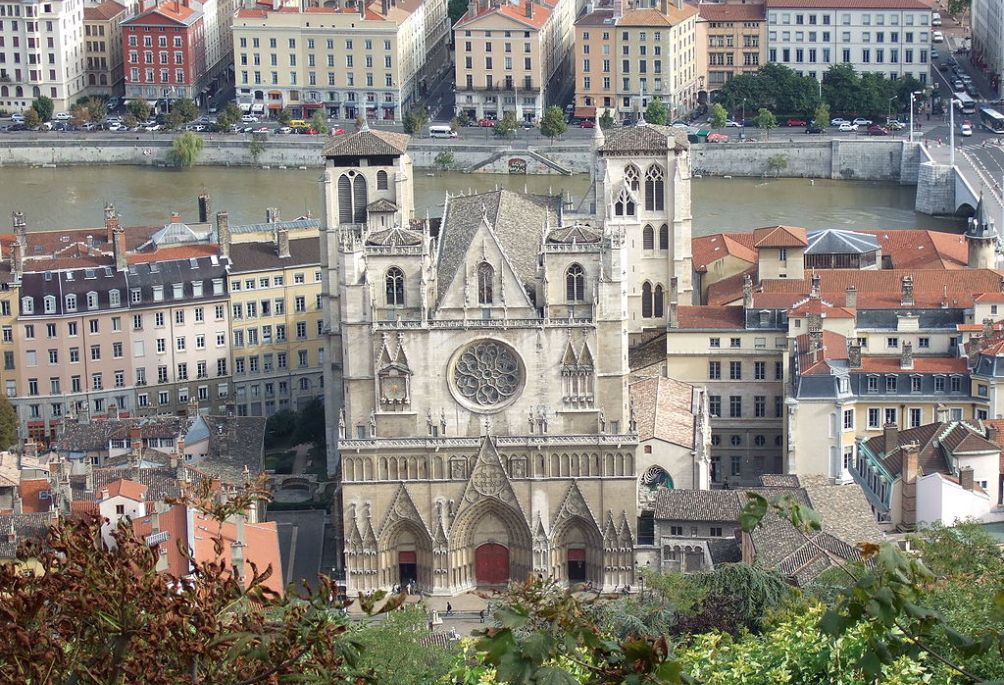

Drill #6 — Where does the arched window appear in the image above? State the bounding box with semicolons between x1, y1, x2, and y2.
645;164;665;211
641;282;653;318
15;86;24;97
109;289;121;307
43;295;56;314
659;224;669;250
337;171;368;224
337;174;352;224
613;188;635;217
566;263;585;301
376;170;388;190
65;294;77;312
352;174;367;223
624;164;640;191
642;225;655;250
32;86;40;98
21;296;33;314
477;262;494;305
654;284;665;317
1;86;8;97
86;291;99;310
385;267;405;306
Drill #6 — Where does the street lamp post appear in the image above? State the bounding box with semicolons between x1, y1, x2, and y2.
908;90;923;143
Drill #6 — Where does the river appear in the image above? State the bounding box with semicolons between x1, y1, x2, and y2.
3;166;962;234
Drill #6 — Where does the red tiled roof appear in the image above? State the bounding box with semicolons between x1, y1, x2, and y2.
71;500;99;515
692;233;757;270
699;3;765;20
795;331;848;375
788;297;855;318
974;293;1004;303
707;268;755;305
84;0;127;21
126;244;219;264
676;305;746;329
18;479;51;513
457;0;553;29
862;229;968;270
618;4;698;25
102;478;148;502
767;0;929;7
856;356;968;373
753;225;808;248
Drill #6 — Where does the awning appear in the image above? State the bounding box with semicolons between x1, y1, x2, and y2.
574;105;596;118
267;103;282;109
303;102;322;109
381;103;395;109
239;102;252;112
251;103;265;113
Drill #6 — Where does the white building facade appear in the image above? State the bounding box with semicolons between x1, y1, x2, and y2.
971;0;1004;96
0;0;88;113
765;0;932;86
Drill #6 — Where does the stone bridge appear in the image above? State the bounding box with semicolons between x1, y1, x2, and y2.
916;142;989;219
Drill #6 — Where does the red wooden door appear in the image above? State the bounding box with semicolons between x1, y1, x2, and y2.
475;543;510;585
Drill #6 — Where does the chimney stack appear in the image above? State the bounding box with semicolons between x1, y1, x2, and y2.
170;211;182;225
266;207;280;223
810;271;821;299
114;226;127;272
845;285;857;309
742;273;753;309
848;340;862;368
900;341;914;370
660;0;668;13
983;317;995;342
231;515;247;582
959;466;975;491
524;0;532;17
883;422;899;452
900;441;919;530
986;423;999;445
129;425;142;456
901;275;914;307
103;203;118;244
216;211;231;259
276;228;291;259
198;192;211;224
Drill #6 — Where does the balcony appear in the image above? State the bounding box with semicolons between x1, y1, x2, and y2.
462;81;537;93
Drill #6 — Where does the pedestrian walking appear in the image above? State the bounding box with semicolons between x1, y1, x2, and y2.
479;609;485;623
446;601;453;616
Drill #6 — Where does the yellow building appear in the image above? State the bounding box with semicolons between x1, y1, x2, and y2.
454;0;572;122
83;1;129;97
227;216;324;416
696;3;766;99
232;0;448;121
574;0;699;122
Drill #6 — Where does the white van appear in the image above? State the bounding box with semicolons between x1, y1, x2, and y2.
932;11;942;25
933;30;944;43
429;125;457;138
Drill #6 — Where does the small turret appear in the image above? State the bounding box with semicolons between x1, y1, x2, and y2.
966;193;997;269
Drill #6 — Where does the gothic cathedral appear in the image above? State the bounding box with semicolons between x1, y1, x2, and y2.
321;121;693;596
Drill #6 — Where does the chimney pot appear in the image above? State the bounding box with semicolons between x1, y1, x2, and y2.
198;193;211;224
883;422;899;453
216;211;231;259
845;285;857;309
170;212;182;224
848;341;862;368
901;275;915;307
959;466;975;491
900;341;914;370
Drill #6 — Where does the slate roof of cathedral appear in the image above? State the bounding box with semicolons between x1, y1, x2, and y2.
322;128;410;157
598;123;689;154
436;189;561;305
366;226;423;247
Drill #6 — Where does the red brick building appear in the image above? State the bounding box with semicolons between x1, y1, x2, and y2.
122;1;206;106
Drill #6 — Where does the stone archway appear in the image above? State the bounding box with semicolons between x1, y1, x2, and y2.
449;499;531;592
380;519;433;591
551;516;603;586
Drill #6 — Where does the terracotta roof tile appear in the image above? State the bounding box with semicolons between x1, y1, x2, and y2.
699;3;766;20
675;304;746;329
692;233;757;270
101;478;148;502
457;0;553;29
788;297;855;318
630;377;696;447
84;0;127;21
18;479;52;513
752;225;808;248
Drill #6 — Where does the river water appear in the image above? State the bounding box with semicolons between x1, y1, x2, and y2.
2;166;962;234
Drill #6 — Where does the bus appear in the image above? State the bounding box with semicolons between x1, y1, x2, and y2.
980;107;1004;133
954;93;977;115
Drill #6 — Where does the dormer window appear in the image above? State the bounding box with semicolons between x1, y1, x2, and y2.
65;294;77;312
86;291;98;310
43;295;56;314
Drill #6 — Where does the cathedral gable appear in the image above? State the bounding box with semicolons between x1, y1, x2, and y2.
551;481;599;532
455;437;526;523
379;483;428;538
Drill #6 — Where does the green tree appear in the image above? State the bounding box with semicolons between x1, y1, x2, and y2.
216;102;241;130
599;108;615;129
165;110;184;130
947;0;970;17
276;107;292;125
715;63;819;118
168;131;204;168
249;133;267;164
127;99;152;122
264;409;297;448
31;95;54;122
293;397;326;447
351;606;457;683
813;102;831;128
447;0;468;25
754;107;777;140
539;104;568;140
23;108;40;129
71;96;107;123
0;395;17;449
172;98;199;123
493;111;518;137
644;96;668;125
434;150;455;171
311;110;328;133
766;153;789;177
402;108;428;134
709;102;729;128
450;114;466;131
354;115;366;131
822;64;861;117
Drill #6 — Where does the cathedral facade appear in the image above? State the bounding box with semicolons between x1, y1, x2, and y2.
320;122;693;596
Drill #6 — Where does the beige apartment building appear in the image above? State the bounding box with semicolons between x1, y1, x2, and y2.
574;0;699;123
696;2;766;99
232;0;448;121
83;0;129;97
454;0;571;122
227;215;324;417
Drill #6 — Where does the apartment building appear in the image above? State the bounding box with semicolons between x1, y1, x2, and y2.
696;2;766;96
232;0;447;121
573;0;699;123
227;217;324;417
454;0;571;122
765;0;932;85
121;1;207;104
0;0;87;113
83;0;128;97
971;0;1004;96
0;233;19;418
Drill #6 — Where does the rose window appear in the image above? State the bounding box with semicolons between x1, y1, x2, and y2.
452;340;523;410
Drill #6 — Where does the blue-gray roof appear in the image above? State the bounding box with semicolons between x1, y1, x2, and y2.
806;229;880;255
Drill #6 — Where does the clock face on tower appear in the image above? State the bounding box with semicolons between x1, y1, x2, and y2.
448;339;525;413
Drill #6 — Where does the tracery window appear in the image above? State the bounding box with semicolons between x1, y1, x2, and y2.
385;267;405;306
477;262;494;305
645;164;665;211
566;263;585;301
643;225;655;250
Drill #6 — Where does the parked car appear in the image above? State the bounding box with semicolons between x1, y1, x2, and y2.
867;124;890;136
961;122;973;136
838;122;859;132
939;62;951;71
830;117;850;127
806;124;825;134
240;114;259;123
622;117;637;126
706;132;729;143
10;113;25;123
331;127;347;136
852;118;873;126
142;123;161;131
741;118;756;127
521;120;535;129
931;48;940;60
886;120;906;130
276;126;292;134
54;112;72;120
579;119;595;128
725;120;741;127
933;31;944;43
932;11;942;25
786;118;808;127
478;118;496;127
252;126;270;133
